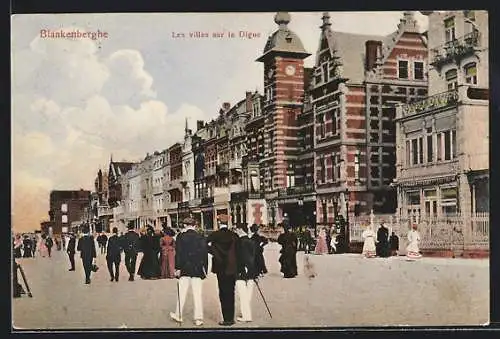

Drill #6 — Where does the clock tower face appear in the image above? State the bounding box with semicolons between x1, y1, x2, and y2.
285;64;296;76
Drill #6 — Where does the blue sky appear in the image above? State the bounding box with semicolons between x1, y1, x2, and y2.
11;11;428;232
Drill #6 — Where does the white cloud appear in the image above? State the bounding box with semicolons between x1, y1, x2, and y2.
102;49;157;107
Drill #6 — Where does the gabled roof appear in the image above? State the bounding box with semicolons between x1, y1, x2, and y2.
322;30;392;84
109;161;135;179
316;12;424;84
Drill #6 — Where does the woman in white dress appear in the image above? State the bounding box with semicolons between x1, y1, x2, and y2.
406;224;422;260
361;224;376;258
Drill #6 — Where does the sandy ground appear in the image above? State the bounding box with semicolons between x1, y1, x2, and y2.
12;242;489;329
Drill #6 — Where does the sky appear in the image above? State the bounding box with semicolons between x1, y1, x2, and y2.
11;11;429;233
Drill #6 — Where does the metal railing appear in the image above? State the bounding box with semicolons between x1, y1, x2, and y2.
430;30;481;67
349;211;489;252
401;89;458;117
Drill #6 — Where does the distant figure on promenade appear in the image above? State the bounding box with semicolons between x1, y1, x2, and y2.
235;224;258;323
45;236;54;258
23;235;33;258
207;214;239;326
137;225;161;280
67;232;76;271
97;233;107;255
106;227;122;282
277;223;298;278
122;222;140;281
160;226;176;279
169;217;208;326
389;232;400;256
38;234;48;258
406;224;422;261
314;228;328;255
376;223;390;258
362;224;376;258
326;228;333;254
13;235;22;258
249;224;268;276
32;234;37;257
77;225;97;284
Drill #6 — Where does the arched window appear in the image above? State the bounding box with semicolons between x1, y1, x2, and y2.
445;69;458;90
464;62;478;85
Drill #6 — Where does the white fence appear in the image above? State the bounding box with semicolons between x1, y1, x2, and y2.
349;211;489;252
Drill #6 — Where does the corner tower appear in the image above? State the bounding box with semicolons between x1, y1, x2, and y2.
256;12;311;191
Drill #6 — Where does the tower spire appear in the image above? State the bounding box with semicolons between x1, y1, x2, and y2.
274;12;291;30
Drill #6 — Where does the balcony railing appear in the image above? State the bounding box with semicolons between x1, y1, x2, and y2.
430;30;481;68
97;205;113;217
277;184;315;197
401;89;459;117
205;167;216;176
229;159;241;169
216;163;229;174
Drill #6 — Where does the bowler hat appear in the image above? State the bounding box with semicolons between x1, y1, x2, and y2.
250;224;259;233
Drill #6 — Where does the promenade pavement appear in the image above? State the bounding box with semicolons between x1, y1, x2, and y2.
12;242;489;329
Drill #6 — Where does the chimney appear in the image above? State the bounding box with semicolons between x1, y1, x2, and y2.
197;120;204;131
223;102;231;111
246;91;252;111
365;40;382;71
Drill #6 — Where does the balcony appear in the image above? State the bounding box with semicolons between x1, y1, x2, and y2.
205;167;217;177
229;159;241;169
152;185;163;195
277;184;315;197
216;163;229;174
229;184;243;193
201;196;214;205
166;178;182;190
97;205;113;217
399;89;459;118
430;31;481;69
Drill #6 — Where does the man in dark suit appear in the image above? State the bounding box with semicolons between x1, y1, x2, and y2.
77;225;97;284
106;227;122;282
122;222;140;281
67;233;76;271
207;214;239;326
169;217;208;326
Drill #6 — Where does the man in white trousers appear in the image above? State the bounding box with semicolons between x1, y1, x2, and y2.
235;224;259;323
170;217;208;326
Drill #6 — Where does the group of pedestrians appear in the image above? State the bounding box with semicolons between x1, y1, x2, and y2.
169;214;270;326
361;222;421;261
12;233;54;258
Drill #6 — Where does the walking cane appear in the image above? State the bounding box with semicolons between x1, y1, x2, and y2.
17;263;33;298
253;279;272;319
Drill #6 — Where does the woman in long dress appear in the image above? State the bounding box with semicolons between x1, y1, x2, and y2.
406;224;422;260
137;226;161;279
314;228;328;255
38;234;48;257
362;224;376;258
159;227;176;279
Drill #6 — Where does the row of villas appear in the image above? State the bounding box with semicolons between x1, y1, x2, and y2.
92;11;488;237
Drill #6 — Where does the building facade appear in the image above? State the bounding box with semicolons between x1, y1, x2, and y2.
48;189;91;234
395;11;489;224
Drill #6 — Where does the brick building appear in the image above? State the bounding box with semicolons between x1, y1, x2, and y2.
311;12;428;227
395;10;489;221
48;189;91;234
